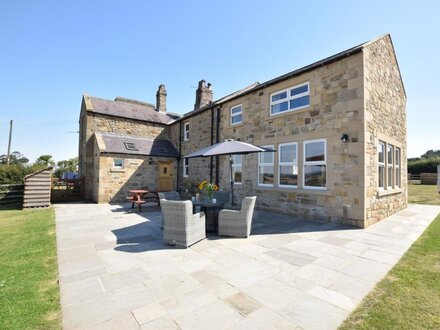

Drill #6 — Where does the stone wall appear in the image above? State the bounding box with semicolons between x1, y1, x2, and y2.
363;35;407;226
97;154;177;203
173;109;218;194
214;52;366;225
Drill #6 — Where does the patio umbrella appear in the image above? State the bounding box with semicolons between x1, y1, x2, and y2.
185;139;275;205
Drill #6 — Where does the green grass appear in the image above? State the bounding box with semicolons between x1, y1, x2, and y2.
340;185;440;329
0;207;61;330
408;183;440;205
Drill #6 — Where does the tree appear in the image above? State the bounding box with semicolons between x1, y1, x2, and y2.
0;151;29;165
55;157;78;178
421;150;440;159
35;154;55;167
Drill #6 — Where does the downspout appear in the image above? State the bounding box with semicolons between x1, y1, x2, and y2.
215;105;221;185
210;105;214;182
177;122;182;191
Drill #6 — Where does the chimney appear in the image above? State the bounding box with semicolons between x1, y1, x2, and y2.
194;80;213;110
156;84;167;112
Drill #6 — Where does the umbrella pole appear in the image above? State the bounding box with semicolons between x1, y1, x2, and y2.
230;155;234;206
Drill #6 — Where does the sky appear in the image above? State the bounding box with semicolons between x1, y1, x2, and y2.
0;0;439;163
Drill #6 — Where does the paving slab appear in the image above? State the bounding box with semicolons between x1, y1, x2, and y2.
55;202;440;329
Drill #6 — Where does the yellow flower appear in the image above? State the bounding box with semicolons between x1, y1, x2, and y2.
199;180;207;190
213;184;219;191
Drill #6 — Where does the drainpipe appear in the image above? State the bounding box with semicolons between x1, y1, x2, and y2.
210;106;214;182
215;105;221;185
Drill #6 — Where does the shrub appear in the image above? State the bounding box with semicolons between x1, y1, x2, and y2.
408;156;440;174
0;164;47;185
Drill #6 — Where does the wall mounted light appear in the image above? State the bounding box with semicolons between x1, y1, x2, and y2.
148;157;153;165
341;133;349;143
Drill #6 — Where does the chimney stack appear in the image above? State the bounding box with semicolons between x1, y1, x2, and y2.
194;80;213;110
156;84;167;112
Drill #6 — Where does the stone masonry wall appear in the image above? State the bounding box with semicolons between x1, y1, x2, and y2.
97;154;177;203
363;36;407;226
216;53;366;226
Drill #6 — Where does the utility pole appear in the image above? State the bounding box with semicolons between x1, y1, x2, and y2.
6;120;13;165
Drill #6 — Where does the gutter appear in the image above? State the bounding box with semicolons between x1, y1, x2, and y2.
177;122;182;191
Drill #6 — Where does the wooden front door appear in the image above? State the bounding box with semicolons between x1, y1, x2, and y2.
158;161;173;191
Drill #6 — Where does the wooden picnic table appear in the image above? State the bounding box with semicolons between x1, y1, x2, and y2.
127;189;160;211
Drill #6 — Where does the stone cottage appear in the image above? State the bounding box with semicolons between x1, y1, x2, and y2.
79;33;406;228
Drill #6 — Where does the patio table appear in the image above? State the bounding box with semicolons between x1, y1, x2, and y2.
192;200;225;233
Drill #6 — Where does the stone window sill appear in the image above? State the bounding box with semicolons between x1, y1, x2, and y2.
110;169;125;173
256;185;331;196
377;188;403;197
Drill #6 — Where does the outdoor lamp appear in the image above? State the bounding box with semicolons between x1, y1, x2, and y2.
341;133;349;142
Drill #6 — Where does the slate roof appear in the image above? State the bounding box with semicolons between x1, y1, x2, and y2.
88;96;180;124
97;133;179;158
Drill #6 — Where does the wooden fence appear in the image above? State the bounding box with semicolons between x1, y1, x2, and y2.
0;184;24;205
51;177;84;202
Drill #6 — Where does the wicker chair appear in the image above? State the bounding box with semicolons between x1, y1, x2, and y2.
158;192;181;229
161;200;206;248
218;196;257;238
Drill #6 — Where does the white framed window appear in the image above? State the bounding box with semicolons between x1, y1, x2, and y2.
230;104;243;125
231;154;242;184
387;144;394;188
258;145;274;186
395;147;401;188
270;82;310;116
303;139;326;189
113;158;124;169
278;142;298;188
378;141;385;189
183;158;189;177
183;122;190;141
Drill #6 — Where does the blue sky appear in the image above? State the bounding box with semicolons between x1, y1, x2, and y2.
0;0;439;162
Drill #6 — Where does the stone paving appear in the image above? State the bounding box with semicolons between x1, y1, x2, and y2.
55;203;440;330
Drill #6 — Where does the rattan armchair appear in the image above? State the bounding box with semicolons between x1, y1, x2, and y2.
218;196;257;238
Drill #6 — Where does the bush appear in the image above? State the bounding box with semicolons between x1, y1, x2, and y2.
408;156;440;174
0;164;47;185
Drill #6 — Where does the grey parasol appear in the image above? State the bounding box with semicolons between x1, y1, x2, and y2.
185;139;275;205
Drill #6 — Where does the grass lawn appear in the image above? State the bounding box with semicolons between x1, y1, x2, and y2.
408;183;440;205
340;184;440;329
0;206;61;330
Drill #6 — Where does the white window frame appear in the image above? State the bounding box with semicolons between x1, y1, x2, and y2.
387;144;394;189
183;122;190;141
113;158;124;169
303;139;326;190
395;147;401;188
278;142;298;188
183;158;189;177
231;154;242;185
378;141;385;189
258;145;274;187
230;104;243;125
270;82;310;116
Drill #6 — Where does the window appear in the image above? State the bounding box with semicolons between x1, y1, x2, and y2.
113;159;124;169
278;142;298;187
387;144;394;188
124;142;138;151
270;82;310;115
183;158;189;177
231;155;242;184
395;147;401;187
378;141;385;188
183;122;190;141
304;139;326;189
258;145;274;186
230;104;243;125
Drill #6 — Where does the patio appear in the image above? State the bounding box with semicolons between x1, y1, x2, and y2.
55;203;440;329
